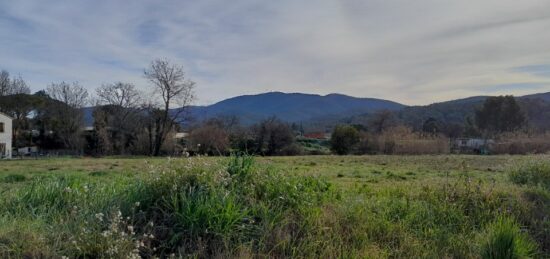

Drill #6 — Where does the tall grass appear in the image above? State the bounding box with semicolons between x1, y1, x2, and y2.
509;160;550;190
479;217;537;259
0;156;548;257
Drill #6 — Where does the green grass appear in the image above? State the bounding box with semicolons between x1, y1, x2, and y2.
0;155;549;258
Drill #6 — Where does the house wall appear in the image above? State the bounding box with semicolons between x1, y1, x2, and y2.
0;113;12;158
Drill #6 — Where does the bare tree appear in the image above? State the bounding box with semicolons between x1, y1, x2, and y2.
47;81;89;108
188;122;229;155
0;70;30;96
46;81;89;152
94;82;144;155
10;75;31;95
96;82;142;108
0;70;10;96
144;58;195;156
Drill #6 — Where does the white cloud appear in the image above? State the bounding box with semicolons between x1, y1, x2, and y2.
1;0;550;105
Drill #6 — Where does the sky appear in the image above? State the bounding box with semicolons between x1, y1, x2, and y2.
1;1;550;106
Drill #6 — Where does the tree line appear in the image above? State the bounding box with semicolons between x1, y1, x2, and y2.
329;95;528;155
0;60;534;157
0;59;195;156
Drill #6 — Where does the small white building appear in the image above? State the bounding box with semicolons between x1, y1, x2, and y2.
0;112;13;159
452;138;493;154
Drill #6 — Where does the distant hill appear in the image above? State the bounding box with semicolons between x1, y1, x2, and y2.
521;92;550;102
187;92;405;125
357;92;550;132
395;96;488;130
82;91;550;130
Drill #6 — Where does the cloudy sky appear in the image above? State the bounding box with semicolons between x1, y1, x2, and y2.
1;1;550;105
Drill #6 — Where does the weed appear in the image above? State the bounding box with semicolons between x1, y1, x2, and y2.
90;171;108;177
509;161;550;189
2;174;26;183
0;155;548;257
479;216;537;259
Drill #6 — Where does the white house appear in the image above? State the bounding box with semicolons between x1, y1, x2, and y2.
0;112;12;159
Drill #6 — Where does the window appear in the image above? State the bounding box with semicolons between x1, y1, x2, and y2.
0;123;4;133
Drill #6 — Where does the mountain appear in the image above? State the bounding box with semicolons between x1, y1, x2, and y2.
188;92;405;124
82;91;550;130
349;91;550;132
394;96;488;130
521;92;550;102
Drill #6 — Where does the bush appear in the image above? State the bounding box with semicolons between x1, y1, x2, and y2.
509;161;550;190
489;132;550;155
479;217;537;259
356;126;450;155
330;125;359;155
2;174;26;183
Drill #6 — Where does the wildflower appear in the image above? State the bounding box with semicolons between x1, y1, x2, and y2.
134;201;140;207
95;213;104;221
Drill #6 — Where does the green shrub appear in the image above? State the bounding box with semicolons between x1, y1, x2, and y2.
480;217;537;259
227;154;254;180
2;174;26;183
89;171;108;177
509;161;550;189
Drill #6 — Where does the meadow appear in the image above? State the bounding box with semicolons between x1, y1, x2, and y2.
0;155;549;258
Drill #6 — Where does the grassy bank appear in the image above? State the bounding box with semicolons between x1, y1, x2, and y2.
0;155;549;258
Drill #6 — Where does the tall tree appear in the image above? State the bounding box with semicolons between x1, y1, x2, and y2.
96;82;142;108
94;82;143;155
47;81;88;108
475;96;526;135
92;107;112;155
144;59;195;156
46;82;89;151
368;110;395;133
10;75;31;95
422;117;441;135
0;70;11;96
0;70;31;96
252;117;295;155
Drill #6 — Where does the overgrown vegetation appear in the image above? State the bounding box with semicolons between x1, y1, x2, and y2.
1;155;549;257
479;217;537;259
509;160;550;190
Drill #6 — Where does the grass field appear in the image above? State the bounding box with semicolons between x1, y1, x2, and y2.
1;155;549;258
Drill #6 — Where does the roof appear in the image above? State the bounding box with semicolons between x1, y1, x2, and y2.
0;112;13;120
